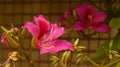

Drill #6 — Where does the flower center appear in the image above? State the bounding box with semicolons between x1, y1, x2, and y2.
41;28;56;49
84;14;93;27
87;14;92;20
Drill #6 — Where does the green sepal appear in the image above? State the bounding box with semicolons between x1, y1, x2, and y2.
5;32;19;48
109;18;120;29
1;26;8;33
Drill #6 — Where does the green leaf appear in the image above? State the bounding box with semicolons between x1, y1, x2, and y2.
116;62;120;67
95;32;120;62
109;18;120;29
112;32;120;49
82;55;106;64
96;40;111;56
96;32;120;56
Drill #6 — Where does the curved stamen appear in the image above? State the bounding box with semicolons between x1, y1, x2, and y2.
42;45;54;49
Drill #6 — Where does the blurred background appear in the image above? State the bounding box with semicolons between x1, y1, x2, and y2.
0;0;118;67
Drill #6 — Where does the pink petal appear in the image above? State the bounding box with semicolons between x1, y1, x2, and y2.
91;22;110;32
40;48;48;55
73;21;85;31
93;12;106;23
51;24;64;39
85;3;94;14
34;15;50;37
75;5;86;21
48;40;74;54
75;4;94;21
24;22;40;37
1;32;7;44
34;15;50;27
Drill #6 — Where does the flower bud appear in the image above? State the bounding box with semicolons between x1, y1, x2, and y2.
5;32;19;48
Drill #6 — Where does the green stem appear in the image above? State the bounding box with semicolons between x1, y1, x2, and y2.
78;31;96;38
19;39;35;67
60;59;66;67
103;59;120;67
22;47;35;67
85;56;100;67
68;52;73;67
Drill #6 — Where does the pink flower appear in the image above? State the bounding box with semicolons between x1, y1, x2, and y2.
73;4;110;32
24;15;74;55
59;10;73;25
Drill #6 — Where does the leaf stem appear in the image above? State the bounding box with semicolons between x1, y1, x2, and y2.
85;55;100;67
19;39;35;67
103;59;120;67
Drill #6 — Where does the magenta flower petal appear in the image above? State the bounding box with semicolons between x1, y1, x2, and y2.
75;4;94;21
75;5;86;21
1;33;7;45
49;40;74;54
24;22;40;37
39;40;74;54
40;48;49;55
85;4;94;14
34;15;50;27
93;12;107;23
50;24;64;39
34;15;50;37
73;21;85;31
91;23;110;32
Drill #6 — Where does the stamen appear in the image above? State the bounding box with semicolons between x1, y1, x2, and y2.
52;30;56;34
88;14;92;19
50;28;54;33
43;34;46;40
0;57;10;66
42;45;54;49
41;28;56;49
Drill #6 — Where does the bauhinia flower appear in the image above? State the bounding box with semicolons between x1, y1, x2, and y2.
24;15;74;55
73;4;110;32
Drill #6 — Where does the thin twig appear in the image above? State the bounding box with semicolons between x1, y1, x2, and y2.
85;55;100;67
104;59;120;67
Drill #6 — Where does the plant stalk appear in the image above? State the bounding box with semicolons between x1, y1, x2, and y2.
85;56;100;67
